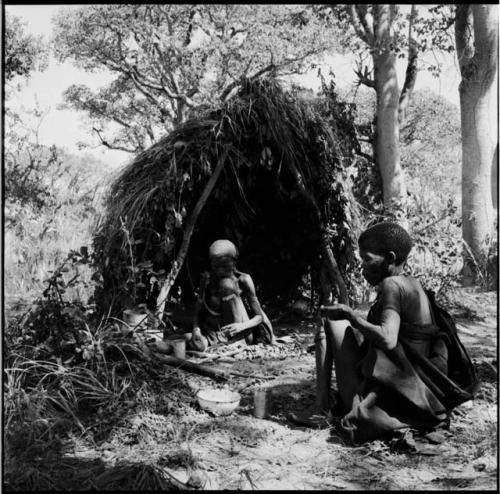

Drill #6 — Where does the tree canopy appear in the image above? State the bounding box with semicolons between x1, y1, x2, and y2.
53;4;344;153
5;14;48;82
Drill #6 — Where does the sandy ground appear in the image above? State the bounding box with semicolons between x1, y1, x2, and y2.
54;292;497;491
5;289;497;491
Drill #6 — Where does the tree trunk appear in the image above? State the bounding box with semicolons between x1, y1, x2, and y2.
398;4;419;124
492;144;498;210
456;4;498;281
372;5;407;225
460;85;496;263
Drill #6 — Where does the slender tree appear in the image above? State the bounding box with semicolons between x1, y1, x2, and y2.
455;4;498;280
339;5;422;222
327;4;456;224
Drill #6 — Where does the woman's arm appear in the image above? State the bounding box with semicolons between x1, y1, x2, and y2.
239;274;264;328
350;309;400;350
192;272;209;331
192;299;202;331
222;274;263;336
320;279;401;350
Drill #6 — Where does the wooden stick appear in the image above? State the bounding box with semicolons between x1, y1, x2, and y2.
153;353;229;380
282;159;349;305
320;232;349;304
155;148;229;321
229;371;275;380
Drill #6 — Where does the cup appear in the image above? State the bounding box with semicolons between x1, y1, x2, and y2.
171;338;186;360
253;386;272;419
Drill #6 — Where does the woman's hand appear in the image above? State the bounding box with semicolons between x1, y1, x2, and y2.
319;304;353;322
221;322;247;338
191;327;208;352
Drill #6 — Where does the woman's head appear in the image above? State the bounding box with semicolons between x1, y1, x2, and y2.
209;239;238;278
358;222;413;285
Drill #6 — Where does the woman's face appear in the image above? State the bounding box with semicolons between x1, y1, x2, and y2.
359;248;388;286
210;255;236;278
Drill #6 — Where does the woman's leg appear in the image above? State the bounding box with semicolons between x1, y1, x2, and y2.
290;319;366;426
324;319;365;411
288;319;335;425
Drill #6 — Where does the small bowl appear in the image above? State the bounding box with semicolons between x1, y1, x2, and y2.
196;388;241;416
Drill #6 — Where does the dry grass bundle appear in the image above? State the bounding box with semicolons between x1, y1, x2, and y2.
94;77;360;313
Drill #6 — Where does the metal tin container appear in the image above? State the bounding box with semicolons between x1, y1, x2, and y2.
171;338;186;359
253;386;272;419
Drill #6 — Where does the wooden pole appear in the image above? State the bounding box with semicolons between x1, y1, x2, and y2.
283;160;349;304
153;353;230;380
320;232;349;304
155;148;229;321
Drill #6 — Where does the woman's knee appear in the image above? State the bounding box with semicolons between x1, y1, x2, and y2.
324;319;352;345
222;294;248;322
324;318;351;334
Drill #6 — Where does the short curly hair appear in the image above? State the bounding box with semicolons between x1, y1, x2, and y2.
358;222;413;265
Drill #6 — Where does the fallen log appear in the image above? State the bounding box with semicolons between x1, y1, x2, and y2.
152;352;229;380
153;352;274;381
229;371;275;380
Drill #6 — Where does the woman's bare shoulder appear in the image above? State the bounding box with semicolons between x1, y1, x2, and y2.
382;275;423;297
236;271;252;283
236;272;257;293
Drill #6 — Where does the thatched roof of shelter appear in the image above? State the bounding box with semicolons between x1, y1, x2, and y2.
93;78;360;315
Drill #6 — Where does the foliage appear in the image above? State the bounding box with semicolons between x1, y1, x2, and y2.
405;194;463;294
401;90;461;187
93;77;360;312
310;75;365;299
318;5;462;222
6;248;99;362
340;85;462;211
4;13;48;82
330;84;465;297
4;250;162;473
3;247;195;490
328;5;456;77
335;86;381;213
4;141;109;302
4;96;112;301
52;4;345;153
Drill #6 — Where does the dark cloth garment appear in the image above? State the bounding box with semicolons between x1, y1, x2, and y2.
338;288;478;445
197;272;273;346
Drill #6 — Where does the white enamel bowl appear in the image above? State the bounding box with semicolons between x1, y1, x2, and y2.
196;388;241;416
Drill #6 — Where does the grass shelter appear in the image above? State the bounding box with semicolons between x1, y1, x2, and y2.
93;78;361;322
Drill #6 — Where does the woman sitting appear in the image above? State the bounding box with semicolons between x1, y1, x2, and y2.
186;239;274;352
